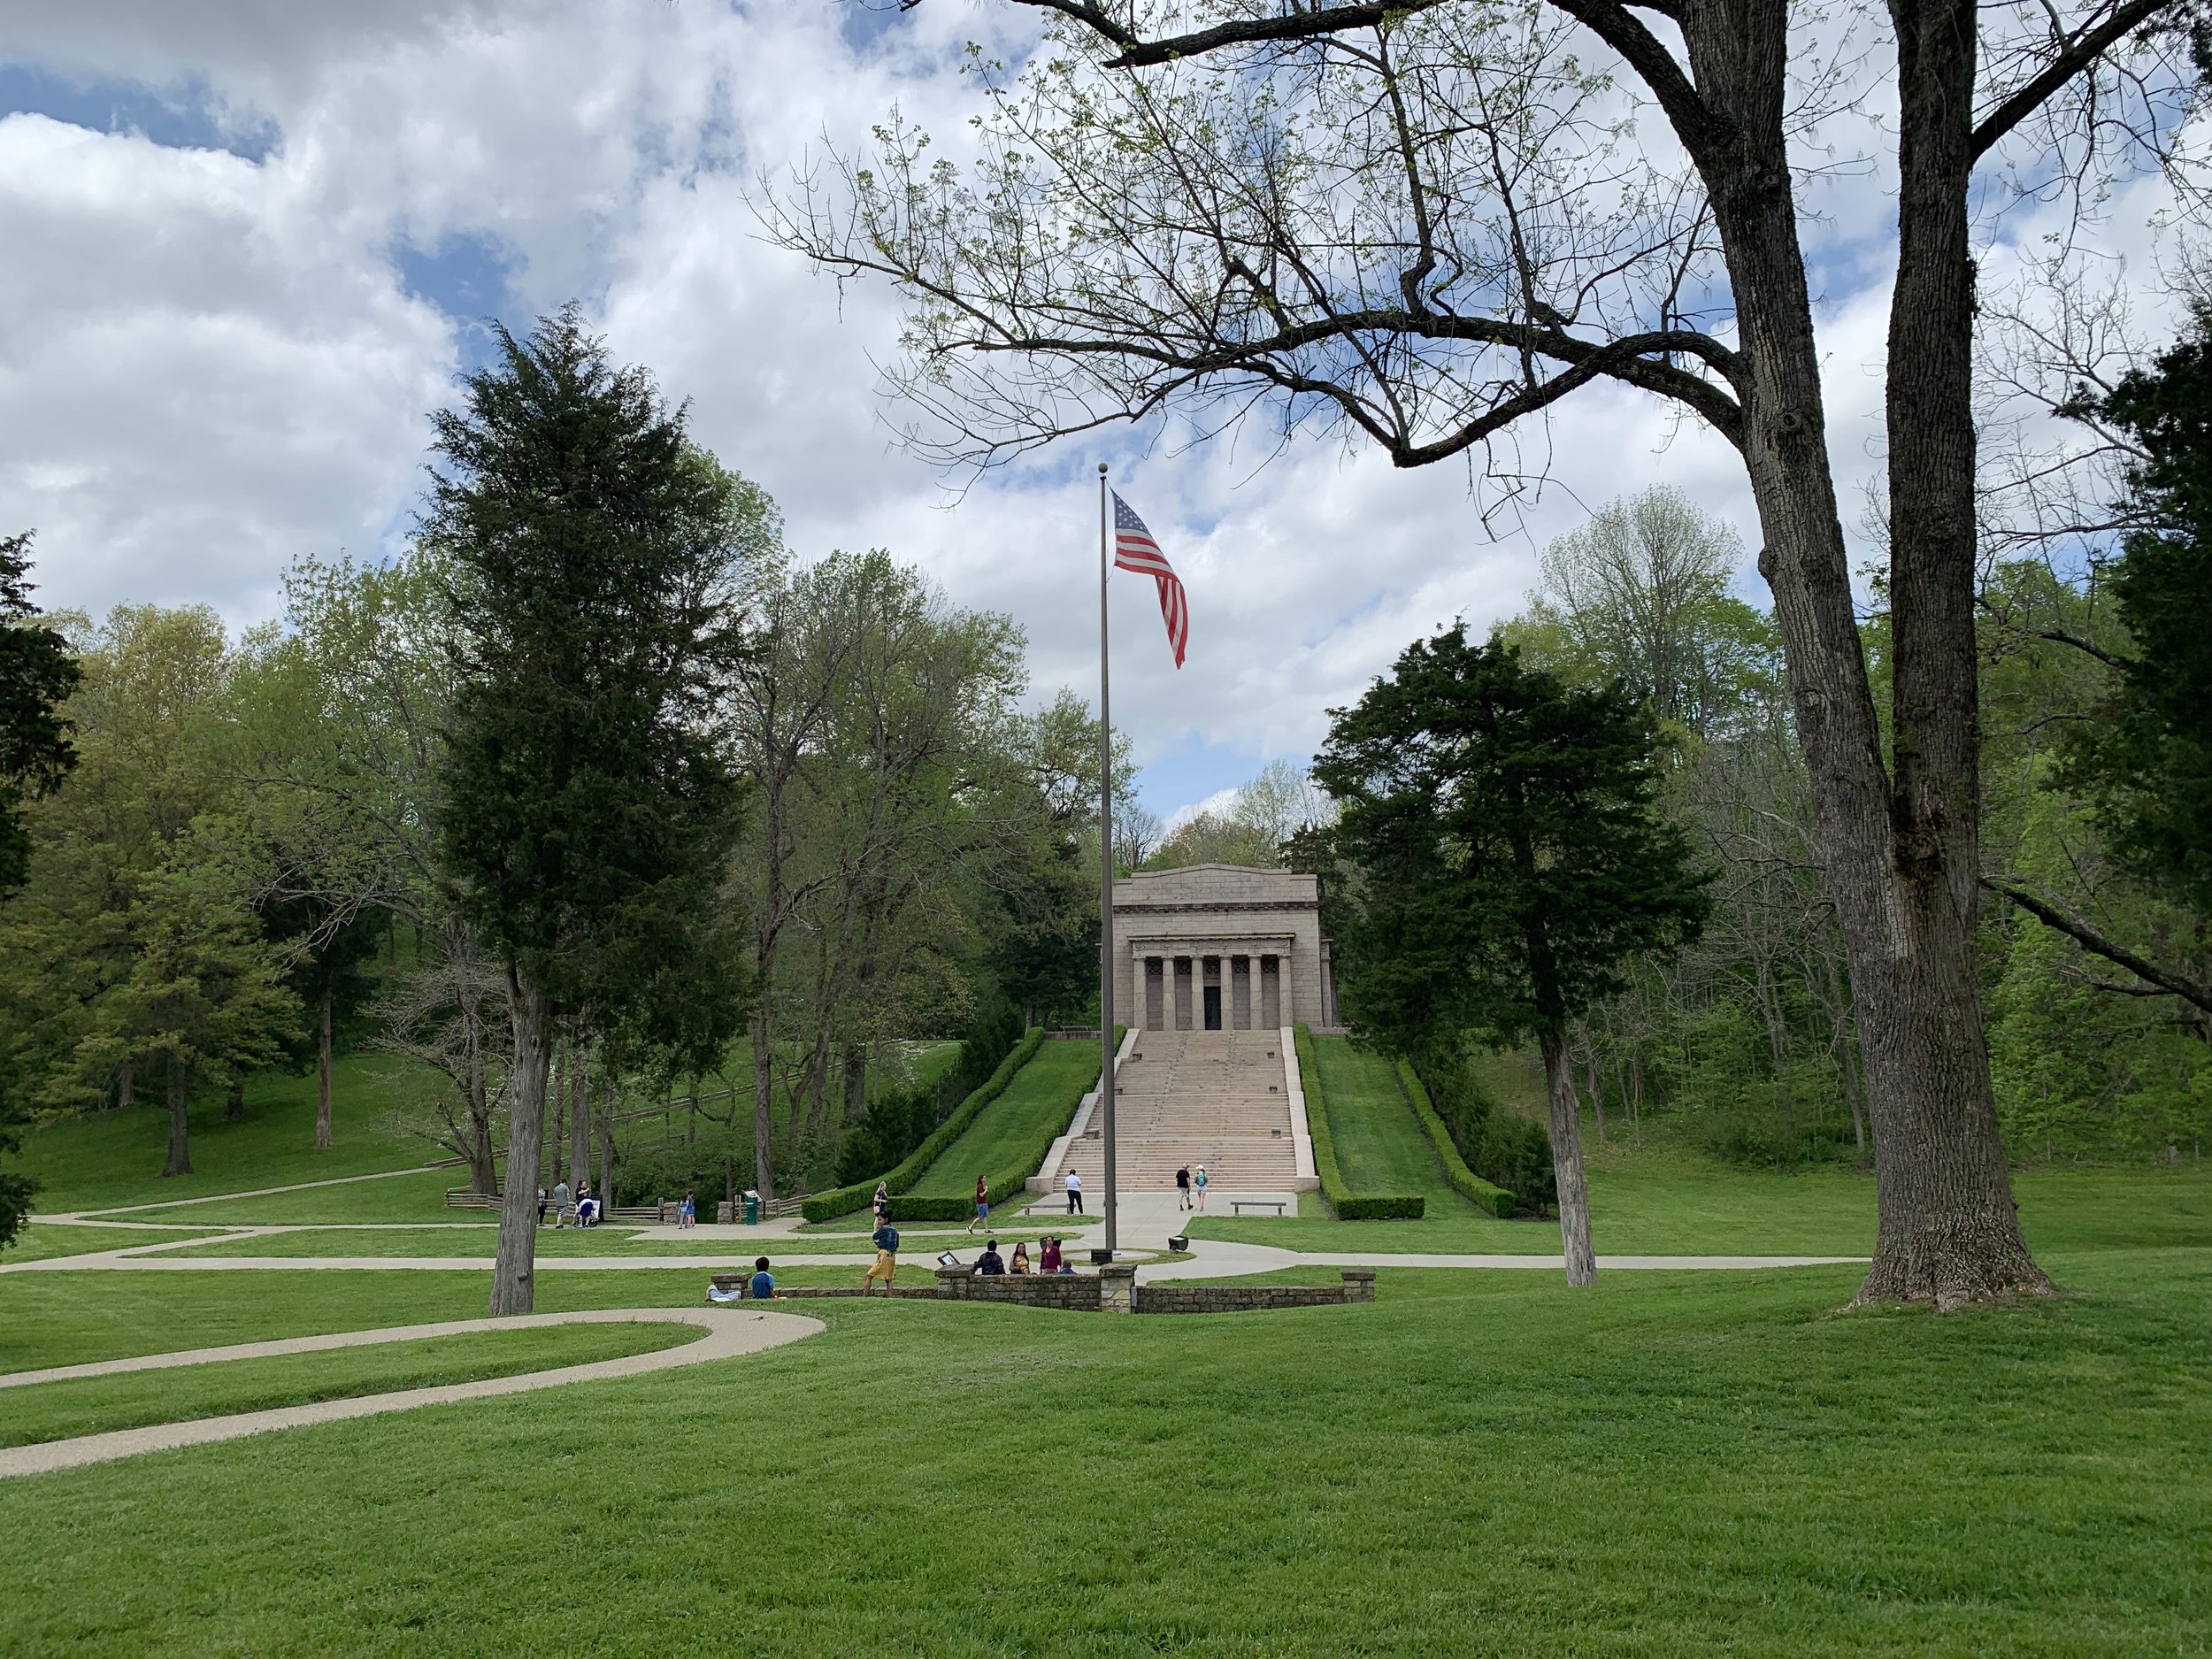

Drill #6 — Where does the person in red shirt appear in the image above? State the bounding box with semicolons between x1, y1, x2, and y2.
966;1173;990;1233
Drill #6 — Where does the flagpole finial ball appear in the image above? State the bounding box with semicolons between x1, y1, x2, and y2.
1098;463;1108;474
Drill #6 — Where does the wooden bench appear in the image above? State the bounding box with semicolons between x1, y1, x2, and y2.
1231;1199;1287;1217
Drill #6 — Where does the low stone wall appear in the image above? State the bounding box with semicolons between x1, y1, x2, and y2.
933;1268;1104;1310
1136;1270;1374;1313
710;1267;1377;1312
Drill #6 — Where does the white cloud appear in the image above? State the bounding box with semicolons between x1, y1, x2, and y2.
0;0;2195;815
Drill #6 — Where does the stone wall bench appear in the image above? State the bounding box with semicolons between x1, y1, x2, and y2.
704;1264;1377;1313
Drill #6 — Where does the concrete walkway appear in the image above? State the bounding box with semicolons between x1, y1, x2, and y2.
0;1306;821;1479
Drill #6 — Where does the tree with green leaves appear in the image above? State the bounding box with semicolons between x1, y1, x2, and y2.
0;533;80;1248
2056;312;2212;929
428;305;757;1316
72;827;300;1176
1315;627;1712;1286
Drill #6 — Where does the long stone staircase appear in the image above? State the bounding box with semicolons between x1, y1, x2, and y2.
1054;1029;1302;1193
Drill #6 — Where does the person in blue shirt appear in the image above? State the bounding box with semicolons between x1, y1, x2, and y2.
748;1256;777;1300
863;1221;901;1295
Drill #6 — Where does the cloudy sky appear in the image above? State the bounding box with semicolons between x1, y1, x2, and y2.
0;2;2185;826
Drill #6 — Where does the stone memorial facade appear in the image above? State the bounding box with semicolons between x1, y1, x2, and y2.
1111;864;1340;1033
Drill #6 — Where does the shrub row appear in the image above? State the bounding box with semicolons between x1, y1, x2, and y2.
802;1028;1047;1223
1394;1059;1516;1217
1409;1051;1554;1216
1294;1024;1425;1222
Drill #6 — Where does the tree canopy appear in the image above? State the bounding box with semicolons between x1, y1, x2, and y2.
1316;626;1711;1282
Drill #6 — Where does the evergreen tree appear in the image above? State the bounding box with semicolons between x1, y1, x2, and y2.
1314;627;1712;1285
0;533;80;1248
427;305;755;1316
2059;311;2212;923
73;832;300;1177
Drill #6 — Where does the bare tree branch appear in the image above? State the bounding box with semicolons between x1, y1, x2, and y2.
1984;876;2212;1015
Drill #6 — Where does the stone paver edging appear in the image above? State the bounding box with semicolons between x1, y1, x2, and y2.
0;1306;821;1480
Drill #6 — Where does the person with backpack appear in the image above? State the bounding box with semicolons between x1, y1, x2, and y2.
1193;1164;1210;1210
864;1218;901;1295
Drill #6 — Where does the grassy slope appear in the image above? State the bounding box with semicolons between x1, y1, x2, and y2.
3;1322;690;1448
1309;1033;1479;1209
908;1041;1101;1198
17;1054;445;1213
16;1040;963;1221
0;1250;2202;1655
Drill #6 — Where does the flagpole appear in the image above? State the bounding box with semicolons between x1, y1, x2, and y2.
1098;462;1118;1263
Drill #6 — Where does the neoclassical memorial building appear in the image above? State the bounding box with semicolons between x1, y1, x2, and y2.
1113;864;1341;1033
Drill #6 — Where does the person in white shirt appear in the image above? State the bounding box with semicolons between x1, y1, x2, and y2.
1064;1169;1084;1215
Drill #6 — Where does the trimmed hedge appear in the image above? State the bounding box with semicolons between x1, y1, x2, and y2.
802;1028;1048;1223
1394;1059;1516;1217
1409;1050;1554;1214
1294;1024;1424;1221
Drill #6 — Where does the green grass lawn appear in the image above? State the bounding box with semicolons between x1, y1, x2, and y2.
19;1053;446;1214
1188;1151;2212;1257
909;1041;1101;1197
1308;1033;1484;1211
0;1248;2204;1655
3;1223;221;1262
2;1321;693;1448
84;1167;465;1225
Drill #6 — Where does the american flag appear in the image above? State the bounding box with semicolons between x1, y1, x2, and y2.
1112;492;1188;669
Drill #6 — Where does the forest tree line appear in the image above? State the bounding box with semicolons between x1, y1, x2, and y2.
0;314;1120;1236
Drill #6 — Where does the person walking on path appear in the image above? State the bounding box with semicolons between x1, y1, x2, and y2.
967;1175;991;1234
864;1220;900;1295
552;1179;572;1227
1194;1164;1209;1210
1175;1166;1192;1210
536;1187;549;1226
1065;1169;1084;1215
872;1182;890;1225
680;1191;695;1230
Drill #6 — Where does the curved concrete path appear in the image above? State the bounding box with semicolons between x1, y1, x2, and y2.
0;1305;821;1479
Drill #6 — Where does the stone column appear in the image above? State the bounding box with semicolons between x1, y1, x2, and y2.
1100;1262;1137;1313
1232;955;1251;1029
1176;956;1194;1030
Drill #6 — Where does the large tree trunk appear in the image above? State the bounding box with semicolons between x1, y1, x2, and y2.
752;1006;777;1199
1850;0;2047;1307
489;971;552;1317
1679;0;2047;1308
161;1056;193;1177
1540;1028;1596;1287
314;980;334;1150
117;1059;133;1112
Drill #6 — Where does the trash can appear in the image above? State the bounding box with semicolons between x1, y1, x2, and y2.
742;1189;761;1225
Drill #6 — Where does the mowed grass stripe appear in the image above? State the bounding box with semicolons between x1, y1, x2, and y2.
1308;1033;1477;1206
